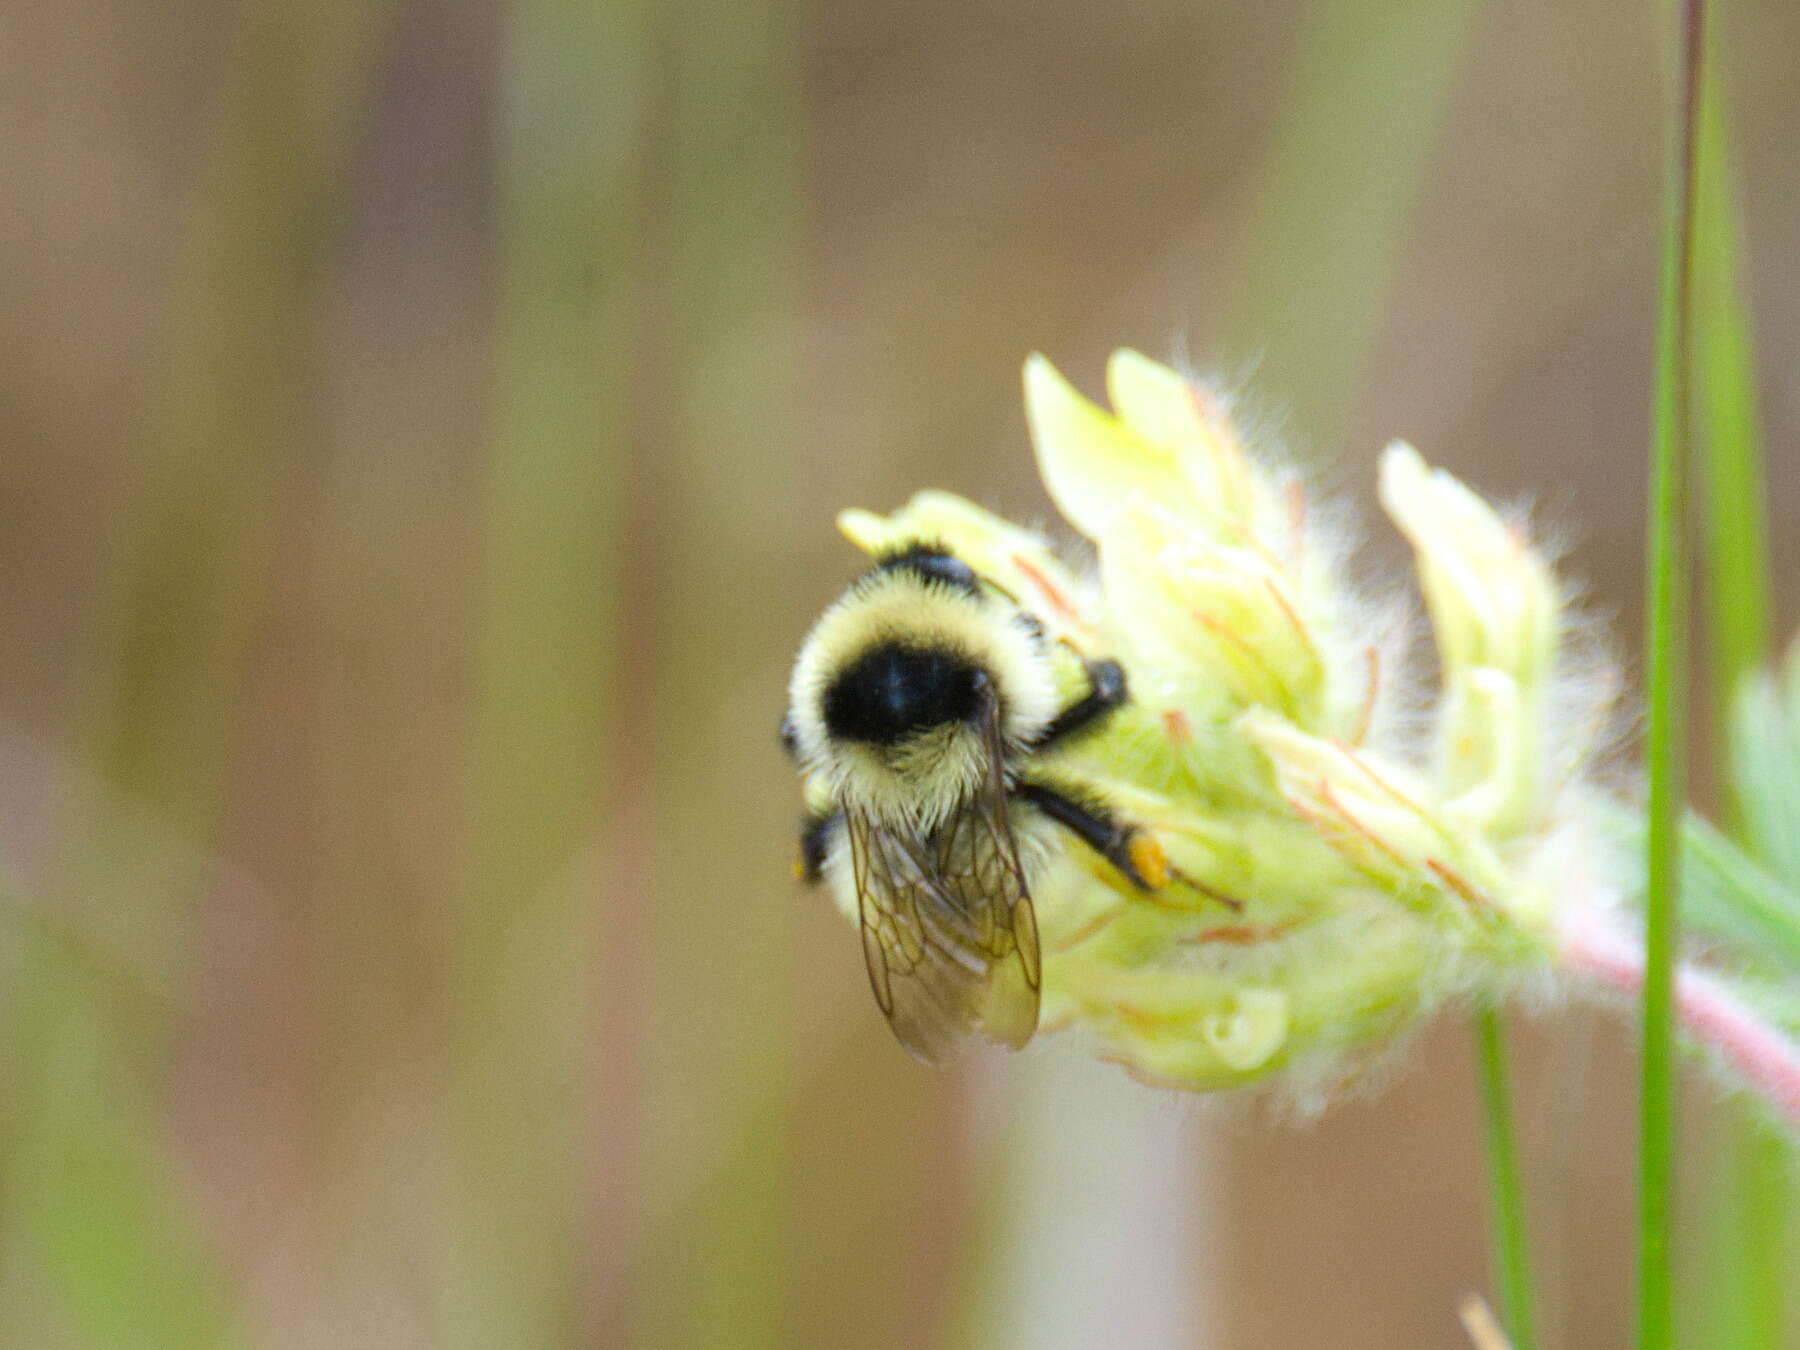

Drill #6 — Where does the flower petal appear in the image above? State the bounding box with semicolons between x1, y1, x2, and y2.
1105;349;1253;522
1202;987;1289;1071
1100;501;1323;721
1024;353;1188;540
1378;442;1555;683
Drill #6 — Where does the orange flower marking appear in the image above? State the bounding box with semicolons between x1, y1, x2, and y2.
1351;646;1381;746
1284;478;1307;576
1426;858;1497;918
1330;740;1443;843
1315;779;1411;873
1261;576;1322;669
1097;1051;1192;1093
1050;905;1123;954
1114;999;1180;1029
1195;609;1285;701
1185;383;1252;515
1010;553;1080;626
1178;918;1300;947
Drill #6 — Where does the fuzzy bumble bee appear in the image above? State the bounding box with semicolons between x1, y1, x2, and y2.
784;543;1169;1063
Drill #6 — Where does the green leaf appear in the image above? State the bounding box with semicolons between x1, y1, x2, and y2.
1679;815;1800;978
1593;801;1800;981
1729;661;1800;890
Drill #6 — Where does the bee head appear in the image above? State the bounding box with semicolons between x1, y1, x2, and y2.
787;546;1061;823
867;543;980;594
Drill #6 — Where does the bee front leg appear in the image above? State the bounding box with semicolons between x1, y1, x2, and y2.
1014;780;1168;891
1030;658;1128;749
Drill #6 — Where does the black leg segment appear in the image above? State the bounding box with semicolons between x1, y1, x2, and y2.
1015;779;1160;890
1031;658;1128;750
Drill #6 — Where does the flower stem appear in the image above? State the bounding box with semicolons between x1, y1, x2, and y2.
1474;1007;1538;1350
1563;915;1800;1132
1642;0;1707;1344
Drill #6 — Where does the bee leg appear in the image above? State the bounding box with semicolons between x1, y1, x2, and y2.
1030;658;1128;749
1015;781;1168;890
797;807;841;883
779;712;802;761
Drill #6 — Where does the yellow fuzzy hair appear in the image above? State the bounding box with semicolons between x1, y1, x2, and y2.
787;565;1060;829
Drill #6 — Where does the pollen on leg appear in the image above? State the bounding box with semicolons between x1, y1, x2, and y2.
1127;831;1171;890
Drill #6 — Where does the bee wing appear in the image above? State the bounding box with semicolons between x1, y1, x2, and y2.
847;699;1042;1063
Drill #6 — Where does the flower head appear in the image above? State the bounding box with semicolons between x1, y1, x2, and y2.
831;351;1616;1100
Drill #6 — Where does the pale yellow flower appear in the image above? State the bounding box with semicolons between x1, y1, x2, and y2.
835;351;1611;1098
1379;442;1560;840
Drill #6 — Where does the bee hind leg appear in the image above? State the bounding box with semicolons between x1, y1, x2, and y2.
1014;780;1168;891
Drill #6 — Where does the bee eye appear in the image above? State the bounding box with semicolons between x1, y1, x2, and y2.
910;552;977;591
874;546;980;594
823;642;986;745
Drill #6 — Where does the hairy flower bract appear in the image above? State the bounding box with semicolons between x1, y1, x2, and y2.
837;350;1625;1105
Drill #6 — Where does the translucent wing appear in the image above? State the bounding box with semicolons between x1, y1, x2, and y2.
847;700;1042;1064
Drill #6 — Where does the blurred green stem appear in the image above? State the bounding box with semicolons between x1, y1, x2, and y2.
632;0;801;1344
1690;21;1793;1349
1705;1120;1795;1347
1693;93;1770;740
1640;0;1705;1345
448;0;643;1342
1218;0;1479;448
1474;1007;1537;1350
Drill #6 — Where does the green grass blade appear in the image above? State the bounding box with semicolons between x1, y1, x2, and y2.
1474;1007;1538;1350
1702;1119;1798;1349
1729;668;1800;889
1640;1;1706;1345
1689;37;1793;1349
11;960;235;1350
1693;92;1771;749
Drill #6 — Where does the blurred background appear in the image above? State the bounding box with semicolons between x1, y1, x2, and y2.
2;0;1797;1345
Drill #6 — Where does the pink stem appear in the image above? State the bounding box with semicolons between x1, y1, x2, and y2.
1560;911;1800;1130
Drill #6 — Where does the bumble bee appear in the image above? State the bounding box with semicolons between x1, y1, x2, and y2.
784;544;1166;1063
